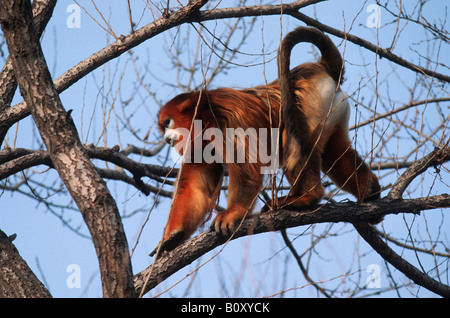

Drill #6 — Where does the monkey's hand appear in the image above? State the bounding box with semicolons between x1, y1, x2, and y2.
149;229;185;257
210;207;248;237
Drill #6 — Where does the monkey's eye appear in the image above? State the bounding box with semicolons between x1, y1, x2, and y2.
163;118;174;131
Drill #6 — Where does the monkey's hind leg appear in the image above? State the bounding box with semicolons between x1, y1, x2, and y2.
321;125;381;202
277;147;325;210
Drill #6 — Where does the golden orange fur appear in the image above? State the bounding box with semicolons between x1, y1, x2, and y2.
153;27;380;255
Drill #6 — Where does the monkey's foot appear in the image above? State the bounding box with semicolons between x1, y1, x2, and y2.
149;229;185;257
210;208;248;237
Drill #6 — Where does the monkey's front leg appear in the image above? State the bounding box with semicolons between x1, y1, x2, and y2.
151;162;223;256
211;164;263;236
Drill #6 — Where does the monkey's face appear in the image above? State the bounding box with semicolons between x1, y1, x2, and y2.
158;93;201;155
158;111;189;153
159;117;179;147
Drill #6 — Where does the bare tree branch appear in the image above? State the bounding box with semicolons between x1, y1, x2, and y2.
0;0;56;110
288;11;450;82
0;0;211;141
0;146;177;186
353;222;450;298
3;0;446;142
0;230;52;297
280;228;331;297
0;0;56;146
0;0;135;297
388;146;450;199
134;192;450;296
0;0;448;298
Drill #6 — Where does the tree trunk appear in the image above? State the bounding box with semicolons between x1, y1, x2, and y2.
0;0;135;297
0;230;52;298
0;0;57;146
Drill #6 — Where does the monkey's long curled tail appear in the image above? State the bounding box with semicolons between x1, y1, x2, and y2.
277;26;344;151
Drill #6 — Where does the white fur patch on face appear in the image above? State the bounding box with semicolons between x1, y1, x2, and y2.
164;128;181;147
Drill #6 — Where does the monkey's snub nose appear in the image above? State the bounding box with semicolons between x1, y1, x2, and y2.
164;136;173;145
164;129;179;146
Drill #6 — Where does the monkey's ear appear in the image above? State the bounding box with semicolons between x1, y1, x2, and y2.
178;91;208;113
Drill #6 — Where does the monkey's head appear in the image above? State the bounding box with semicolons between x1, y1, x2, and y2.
158;91;207;155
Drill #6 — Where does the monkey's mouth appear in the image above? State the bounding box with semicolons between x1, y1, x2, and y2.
165;138;177;147
164;136;177;147
163;129;180;147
